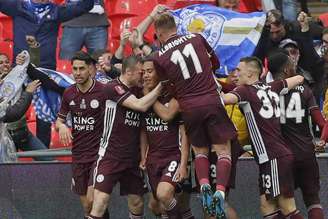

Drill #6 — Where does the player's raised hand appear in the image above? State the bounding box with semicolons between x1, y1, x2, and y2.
98;55;111;72
120;28;132;47
150;4;168;20
58;124;73;146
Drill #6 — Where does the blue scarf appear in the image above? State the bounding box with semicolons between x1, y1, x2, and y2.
23;0;54;23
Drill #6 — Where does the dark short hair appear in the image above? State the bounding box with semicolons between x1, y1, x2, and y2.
240;56;263;75
91;49;112;62
268;51;290;78
154;13;176;31
71;51;96;65
122;55;143;74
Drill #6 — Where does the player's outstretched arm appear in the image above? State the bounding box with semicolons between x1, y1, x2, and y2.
122;82;162;112
153;98;179;122
175;124;190;182
221;92;239;105
285;75;304;90
55;118;72;146
139;129;149;170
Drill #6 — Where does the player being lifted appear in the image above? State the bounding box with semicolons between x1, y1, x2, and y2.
152;13;238;218
140;58;194;219
268;51;327;219
222;56;305;219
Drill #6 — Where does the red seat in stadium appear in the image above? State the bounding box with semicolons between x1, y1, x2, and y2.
56;59;72;74
0;13;13;41
159;0;216;9
239;0;262;13
319;13;328;27
0;40;13;61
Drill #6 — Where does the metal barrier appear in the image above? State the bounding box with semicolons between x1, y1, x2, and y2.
0;158;327;219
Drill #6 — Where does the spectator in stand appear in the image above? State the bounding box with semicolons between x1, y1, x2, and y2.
0;80;41;163
0;0;94;148
279;38;324;105
217;0;240;11
0;53;52;161
92;49;121;80
126;5;167;57
255;10;323;76
60;0;109;60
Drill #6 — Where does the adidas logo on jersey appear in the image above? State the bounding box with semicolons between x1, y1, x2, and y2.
265;189;270;194
69;100;76;106
165;172;172;177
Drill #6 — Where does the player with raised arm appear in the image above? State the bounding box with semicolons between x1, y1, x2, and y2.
140;58;194;219
152;13;238;219
268;52;326;219
221;56;305;219
56;51;111;219
88;55;162;219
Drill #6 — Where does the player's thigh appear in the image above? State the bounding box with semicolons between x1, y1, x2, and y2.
259;157;294;201
92;189;111;211
260;194;279;215
295;158;321;206
71;162;93;196
182;107;211;148
120;167;147;196
205;104;237;145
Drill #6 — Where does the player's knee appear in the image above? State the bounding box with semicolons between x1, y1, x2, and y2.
156;184;174;206
279;198;296;215
192;146;209;156
128;195;144;213
260;196;278;216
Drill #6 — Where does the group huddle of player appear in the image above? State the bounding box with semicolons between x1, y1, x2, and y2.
55;12;326;219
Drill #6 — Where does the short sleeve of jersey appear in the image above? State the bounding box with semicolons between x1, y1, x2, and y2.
57;89;70;120
269;79;288;95
230;85;249;102
105;83;132;105
303;85;319;110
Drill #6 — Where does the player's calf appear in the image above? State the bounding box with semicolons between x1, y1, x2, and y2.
89;189;110;218
127;194;144;219
157;182;181;219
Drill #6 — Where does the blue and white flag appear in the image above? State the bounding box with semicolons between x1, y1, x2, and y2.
32;68;74;123
172;4;266;76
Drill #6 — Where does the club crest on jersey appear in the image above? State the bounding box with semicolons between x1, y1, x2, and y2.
114;85;125;95
90;99;99;109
